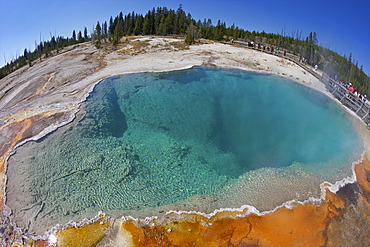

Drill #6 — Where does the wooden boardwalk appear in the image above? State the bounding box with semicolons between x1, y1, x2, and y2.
321;74;370;125
230;40;370;127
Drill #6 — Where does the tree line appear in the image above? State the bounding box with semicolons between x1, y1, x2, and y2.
0;27;90;79
1;5;369;94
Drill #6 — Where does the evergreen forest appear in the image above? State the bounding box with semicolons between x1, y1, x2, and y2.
1;6;369;94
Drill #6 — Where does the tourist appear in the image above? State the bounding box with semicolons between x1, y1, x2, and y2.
347;84;355;93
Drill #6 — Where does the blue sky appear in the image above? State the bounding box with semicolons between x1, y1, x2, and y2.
1;0;369;75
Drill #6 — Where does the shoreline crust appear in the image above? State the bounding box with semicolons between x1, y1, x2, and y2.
1;37;369;245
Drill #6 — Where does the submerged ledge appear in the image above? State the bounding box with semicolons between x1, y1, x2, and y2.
1;37;369;246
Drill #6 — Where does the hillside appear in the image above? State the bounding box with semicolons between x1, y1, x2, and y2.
1;6;369;94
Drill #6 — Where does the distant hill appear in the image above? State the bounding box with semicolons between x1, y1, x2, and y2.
1;6;369;94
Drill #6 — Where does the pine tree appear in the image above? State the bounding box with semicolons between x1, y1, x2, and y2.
108;16;114;40
112;24;121;45
84;27;89;40
50;36;56;51
23;48;28;62
94;22;102;48
103;21;108;40
158;15;166;36
185;31;192;45
165;10;175;34
348;53;353;82
77;31;83;42
214;20;225;41
304;32;318;65
143;10;153;35
38;41;43;61
176;4;186;34
133;14;143;35
126;12;135;35
151;7;156;34
95;22;102;42
28;54;32;67
118;12;124;35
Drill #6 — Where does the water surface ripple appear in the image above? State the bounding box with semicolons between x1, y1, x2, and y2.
6;67;363;233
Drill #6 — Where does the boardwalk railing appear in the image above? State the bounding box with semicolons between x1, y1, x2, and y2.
230;40;370;127
320;74;370;125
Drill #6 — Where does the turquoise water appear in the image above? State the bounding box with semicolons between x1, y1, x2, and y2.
7;67;363;230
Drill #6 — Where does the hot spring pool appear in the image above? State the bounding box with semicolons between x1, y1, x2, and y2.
6;66;364;233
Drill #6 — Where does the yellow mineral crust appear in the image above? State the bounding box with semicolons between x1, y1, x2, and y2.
32;217;109;247
55;220;110;247
354;156;370;211
120;188;345;247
